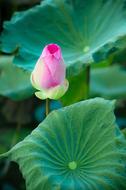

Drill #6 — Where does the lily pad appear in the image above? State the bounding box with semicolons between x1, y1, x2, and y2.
1;98;126;189
91;65;126;99
1;0;126;76
0;55;34;100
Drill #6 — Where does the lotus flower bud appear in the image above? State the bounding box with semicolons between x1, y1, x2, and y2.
31;44;69;100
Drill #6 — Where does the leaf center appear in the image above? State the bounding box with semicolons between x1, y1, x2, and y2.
68;161;77;170
83;46;90;53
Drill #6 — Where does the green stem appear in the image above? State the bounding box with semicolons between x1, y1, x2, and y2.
86;64;90;99
46;98;50;116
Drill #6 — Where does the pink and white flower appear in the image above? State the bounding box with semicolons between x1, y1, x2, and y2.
31;44;69;99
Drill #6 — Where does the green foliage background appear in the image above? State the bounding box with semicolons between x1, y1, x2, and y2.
1;0;126;190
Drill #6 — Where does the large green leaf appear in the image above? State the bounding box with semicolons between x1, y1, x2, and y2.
0;55;34;100
1;98;126;189
91;65;126;99
1;0;126;75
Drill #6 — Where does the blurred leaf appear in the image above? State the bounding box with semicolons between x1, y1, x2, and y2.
1;0;126;76
91;65;126;99
2;99;34;124
62;63;126;105
0;128;31;154
122;128;126;139
93;35;126;63
112;48;126;66
61;69;87;105
0;55;34;100
1;98;126;189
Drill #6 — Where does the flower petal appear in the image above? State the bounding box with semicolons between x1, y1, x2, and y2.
35;79;69;100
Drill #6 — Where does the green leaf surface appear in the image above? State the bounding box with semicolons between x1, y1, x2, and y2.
91;65;126;99
1;0;126;75
0;55;34;100
1;98;126;189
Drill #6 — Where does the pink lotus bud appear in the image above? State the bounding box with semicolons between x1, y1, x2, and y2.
31;44;69;100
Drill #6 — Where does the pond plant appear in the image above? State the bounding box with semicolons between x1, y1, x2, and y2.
1;0;126;189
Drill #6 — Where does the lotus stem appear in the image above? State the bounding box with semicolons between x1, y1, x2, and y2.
46;98;50;116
